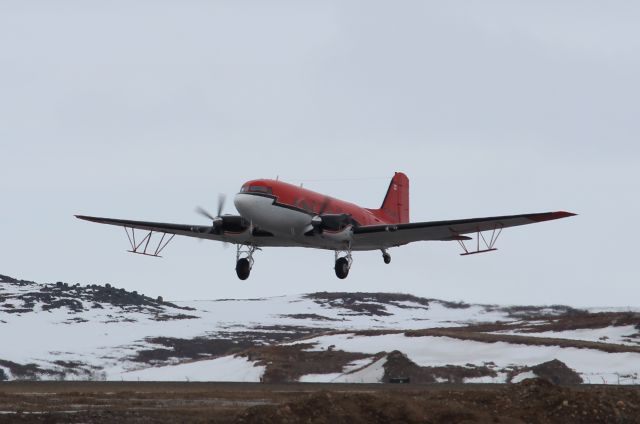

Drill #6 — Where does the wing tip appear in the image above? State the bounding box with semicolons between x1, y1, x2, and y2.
75;215;102;223
529;211;577;222
555;211;578;218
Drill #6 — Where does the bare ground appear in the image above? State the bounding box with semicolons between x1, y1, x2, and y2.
0;380;638;423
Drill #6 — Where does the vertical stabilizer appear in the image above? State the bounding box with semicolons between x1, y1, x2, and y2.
380;172;410;224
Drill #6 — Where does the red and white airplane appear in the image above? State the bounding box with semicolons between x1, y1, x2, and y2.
76;172;575;280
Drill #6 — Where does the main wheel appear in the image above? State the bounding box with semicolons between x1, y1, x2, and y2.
236;258;251;280
383;253;391;264
334;257;350;279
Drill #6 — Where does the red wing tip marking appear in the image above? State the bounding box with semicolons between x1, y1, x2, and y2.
528;211;577;222
76;215;97;222
76;215;116;224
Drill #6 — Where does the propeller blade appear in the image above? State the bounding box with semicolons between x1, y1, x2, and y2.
195;206;216;221
318;196;331;215
217;194;227;217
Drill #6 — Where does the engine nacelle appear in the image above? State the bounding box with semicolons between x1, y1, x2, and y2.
309;213;353;234
318;224;354;243
209;215;251;235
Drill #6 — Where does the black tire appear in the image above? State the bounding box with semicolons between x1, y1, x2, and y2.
334;257;350;279
383;254;391;264
236;258;251;280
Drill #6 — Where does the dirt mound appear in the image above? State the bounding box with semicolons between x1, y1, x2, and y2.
383;350;435;383
235;380;640;424
383;350;496;383
531;359;583;385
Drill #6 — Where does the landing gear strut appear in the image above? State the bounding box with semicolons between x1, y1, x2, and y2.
236;245;259;280
382;249;391;264
334;246;353;279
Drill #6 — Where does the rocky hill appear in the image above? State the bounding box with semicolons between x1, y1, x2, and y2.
1;274;639;384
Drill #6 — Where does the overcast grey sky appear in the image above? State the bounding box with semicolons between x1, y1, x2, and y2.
1;1;638;306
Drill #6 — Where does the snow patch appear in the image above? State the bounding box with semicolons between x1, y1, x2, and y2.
295;333;640;384
120;356;265;382
511;371;537;383
494;326;640;346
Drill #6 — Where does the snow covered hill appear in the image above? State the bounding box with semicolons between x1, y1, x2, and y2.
1;274;639;384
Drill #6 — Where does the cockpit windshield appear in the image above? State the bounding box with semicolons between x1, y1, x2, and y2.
241;185;272;195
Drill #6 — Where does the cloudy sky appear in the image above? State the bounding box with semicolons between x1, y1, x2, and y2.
1;1;638;306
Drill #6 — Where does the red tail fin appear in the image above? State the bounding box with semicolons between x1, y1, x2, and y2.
379;172;410;224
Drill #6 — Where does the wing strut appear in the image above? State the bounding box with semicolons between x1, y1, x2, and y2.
124;227;175;258
456;224;503;256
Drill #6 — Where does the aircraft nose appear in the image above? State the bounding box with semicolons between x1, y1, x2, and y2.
234;193;256;218
233;193;246;214
234;193;264;224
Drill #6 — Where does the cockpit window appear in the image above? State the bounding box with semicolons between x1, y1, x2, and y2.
248;186;272;194
240;184;273;194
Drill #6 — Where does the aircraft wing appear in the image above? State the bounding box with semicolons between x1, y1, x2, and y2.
352;211;576;250
75;215;288;257
75;215;221;240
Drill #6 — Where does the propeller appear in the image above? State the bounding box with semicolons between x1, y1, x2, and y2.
310;196;330;228
195;206;215;221
195;194;227;233
318;196;331;215
308;196;351;233
217;193;226;216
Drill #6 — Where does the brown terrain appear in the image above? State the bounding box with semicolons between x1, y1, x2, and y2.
2;278;640;422
0;380;639;423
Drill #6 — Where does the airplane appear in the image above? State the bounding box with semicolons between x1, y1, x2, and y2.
76;172;575;280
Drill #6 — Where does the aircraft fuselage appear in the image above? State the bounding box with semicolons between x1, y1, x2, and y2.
234;179;392;245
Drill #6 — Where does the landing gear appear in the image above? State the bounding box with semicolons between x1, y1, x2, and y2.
334;246;352;279
236;258;251;280
335;257;350;279
382;249;391;264
236;245;259;280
